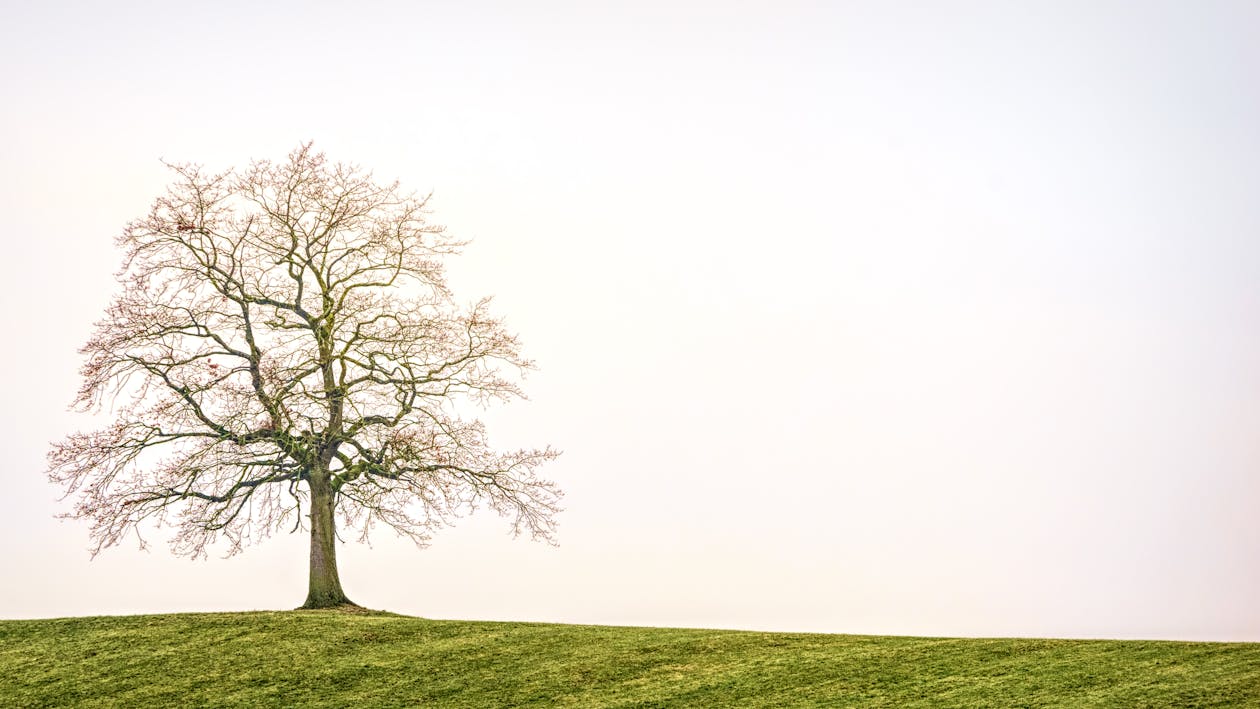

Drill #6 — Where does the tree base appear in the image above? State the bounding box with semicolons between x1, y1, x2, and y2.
296;602;367;612
298;590;359;610
299;599;365;609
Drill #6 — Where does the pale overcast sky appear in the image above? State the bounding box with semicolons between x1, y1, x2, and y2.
2;1;1259;641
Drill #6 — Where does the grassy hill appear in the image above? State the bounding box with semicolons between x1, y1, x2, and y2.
1;610;1257;707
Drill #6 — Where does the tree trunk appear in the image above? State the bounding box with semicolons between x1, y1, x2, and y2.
300;470;355;608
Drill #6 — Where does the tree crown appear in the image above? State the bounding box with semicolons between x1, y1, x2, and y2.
49;143;561;559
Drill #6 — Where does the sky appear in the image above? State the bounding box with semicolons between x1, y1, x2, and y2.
2;0;1259;641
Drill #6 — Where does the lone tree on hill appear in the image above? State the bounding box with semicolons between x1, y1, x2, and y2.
48;143;561;608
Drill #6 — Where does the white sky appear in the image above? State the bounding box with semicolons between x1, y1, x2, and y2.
2;0;1259;641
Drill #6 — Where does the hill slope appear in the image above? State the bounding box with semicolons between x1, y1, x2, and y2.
1;611;1257;707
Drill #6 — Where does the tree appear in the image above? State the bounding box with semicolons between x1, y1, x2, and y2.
48;143;561;608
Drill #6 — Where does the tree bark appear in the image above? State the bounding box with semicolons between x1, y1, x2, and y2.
300;470;355;608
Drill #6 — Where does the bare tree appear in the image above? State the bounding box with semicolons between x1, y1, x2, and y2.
48;143;561;608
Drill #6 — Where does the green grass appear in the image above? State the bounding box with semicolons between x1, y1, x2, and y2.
1;610;1257;707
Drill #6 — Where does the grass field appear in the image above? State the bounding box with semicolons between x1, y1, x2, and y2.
1;609;1257;707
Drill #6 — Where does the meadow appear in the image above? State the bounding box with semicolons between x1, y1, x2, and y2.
2;609;1257;707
